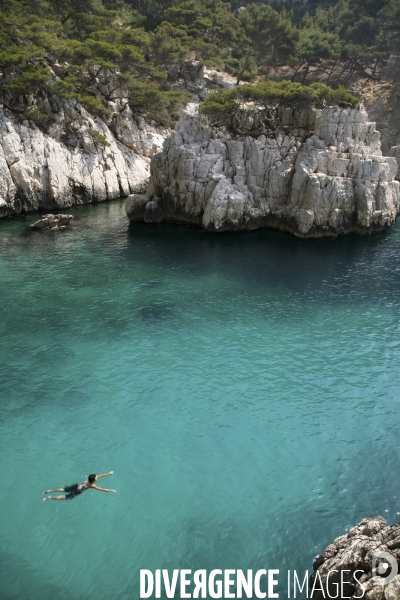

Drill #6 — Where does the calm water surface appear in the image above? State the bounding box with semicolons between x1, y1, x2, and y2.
1;200;400;599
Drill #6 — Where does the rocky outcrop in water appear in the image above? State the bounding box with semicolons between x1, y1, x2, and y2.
0;100;168;219
125;103;400;237
30;214;73;230
311;517;400;600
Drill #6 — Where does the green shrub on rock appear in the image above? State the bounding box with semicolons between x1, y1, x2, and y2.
88;127;110;146
201;80;359;128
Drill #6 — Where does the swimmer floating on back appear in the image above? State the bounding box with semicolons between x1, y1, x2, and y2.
43;471;116;501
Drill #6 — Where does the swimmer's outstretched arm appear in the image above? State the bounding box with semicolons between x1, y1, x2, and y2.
91;485;117;493
96;471;113;479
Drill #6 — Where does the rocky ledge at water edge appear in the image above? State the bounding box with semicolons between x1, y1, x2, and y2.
311;517;400;599
126;103;400;238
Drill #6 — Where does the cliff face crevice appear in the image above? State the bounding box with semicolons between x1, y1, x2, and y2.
126;103;400;238
0;99;168;219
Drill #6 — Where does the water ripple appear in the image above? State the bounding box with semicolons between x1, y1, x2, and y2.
1;202;400;598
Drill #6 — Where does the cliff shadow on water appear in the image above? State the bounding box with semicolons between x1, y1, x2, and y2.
126;218;400;308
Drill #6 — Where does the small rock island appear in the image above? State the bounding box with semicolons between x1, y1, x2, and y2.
30;214;73;230
126;102;399;238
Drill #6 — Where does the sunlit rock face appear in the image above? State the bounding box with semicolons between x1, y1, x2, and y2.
310;516;400;600
0;101;168;219
389;145;400;179
126;103;400;238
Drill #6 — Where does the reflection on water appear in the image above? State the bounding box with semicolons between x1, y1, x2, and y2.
1;201;400;599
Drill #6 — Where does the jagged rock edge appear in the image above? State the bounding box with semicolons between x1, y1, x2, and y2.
125;103;400;239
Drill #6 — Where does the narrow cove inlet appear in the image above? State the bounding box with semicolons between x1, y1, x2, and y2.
1;200;400;599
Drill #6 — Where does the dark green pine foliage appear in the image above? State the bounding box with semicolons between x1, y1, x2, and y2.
299;0;400;81
0;0;398;125
201;80;359;129
0;0;189;124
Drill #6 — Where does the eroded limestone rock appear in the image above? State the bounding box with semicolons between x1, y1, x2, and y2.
127;103;400;237
0;99;168;218
389;146;400;179
30;213;73;230
125;194;149;221
310;517;400;600
203;68;236;89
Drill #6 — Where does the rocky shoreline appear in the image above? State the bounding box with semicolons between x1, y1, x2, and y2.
1;63;400;239
126;103;400;238
0;100;168;219
0;59;226;221
311;517;400;599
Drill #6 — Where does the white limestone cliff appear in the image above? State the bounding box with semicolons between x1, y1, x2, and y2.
389;145;400;179
0;101;168;218
126;103;400;237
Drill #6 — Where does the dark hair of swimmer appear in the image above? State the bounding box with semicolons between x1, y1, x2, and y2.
88;474;97;483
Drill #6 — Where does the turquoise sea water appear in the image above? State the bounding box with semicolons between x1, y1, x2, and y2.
1;200;400;599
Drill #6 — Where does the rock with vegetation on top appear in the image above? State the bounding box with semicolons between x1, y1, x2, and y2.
310;516;400;600
30;214;73;230
126;102;399;237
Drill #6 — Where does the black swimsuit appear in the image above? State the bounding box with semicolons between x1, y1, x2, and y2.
63;482;88;500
